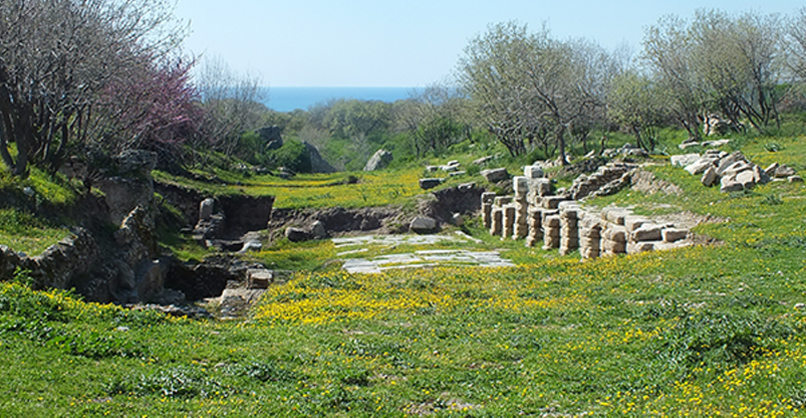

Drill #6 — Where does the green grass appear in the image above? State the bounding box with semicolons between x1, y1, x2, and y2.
2;131;806;416
0;208;70;256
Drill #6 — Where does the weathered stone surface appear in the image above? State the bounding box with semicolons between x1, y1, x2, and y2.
513;176;529;194
247;268;273;289
529;178;552;197
624;216;650;233
452;213;465;227
753;165;771;185
410;216;438;233
133;259;166;302
303;141;338;173
672;154;702;167
481;168;509;182
199;198;216;221
775;165;797;178
603;226;627;242
684;159;715;175
764;163;779;177
736;170;756;190
790;175;804;183
311;220;327;240
98;176;155;227
481;192;497;205
716;151;747;175
285;227;311;242
631;224;663;242
419;178;443;190
364;149;394;171
701;166;718;187
663;228;689;243
491;208;503;236
602;208;628;226
720;177;744;193
494;196;513;207
524;165;544;179
629;242;656;253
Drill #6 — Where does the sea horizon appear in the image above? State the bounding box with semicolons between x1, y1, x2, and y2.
260;86;421;112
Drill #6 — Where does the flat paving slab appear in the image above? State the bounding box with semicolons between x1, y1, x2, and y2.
337;234;515;273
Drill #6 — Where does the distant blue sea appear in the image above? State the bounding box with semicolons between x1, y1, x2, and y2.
262;87;420;112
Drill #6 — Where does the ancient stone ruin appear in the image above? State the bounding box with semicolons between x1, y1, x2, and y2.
672;150;802;191
481;162;694;259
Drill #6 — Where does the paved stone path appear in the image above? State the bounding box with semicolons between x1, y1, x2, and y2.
334;234;515;274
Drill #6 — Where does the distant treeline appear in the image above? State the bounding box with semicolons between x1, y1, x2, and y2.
2;1;806;178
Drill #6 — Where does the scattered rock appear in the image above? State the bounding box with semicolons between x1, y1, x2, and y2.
285;227;310;242
410;216;438;233
775;165;797;178
672;153;702;167
311;220;327;240
481;168;509;182
701;167;718;187
684;158;715;175
419;178;444;190
472;156;494;166
364;149;394;171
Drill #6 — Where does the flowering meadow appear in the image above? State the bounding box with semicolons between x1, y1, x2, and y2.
1;136;805;416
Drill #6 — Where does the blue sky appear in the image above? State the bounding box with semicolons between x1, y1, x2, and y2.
175;0;803;87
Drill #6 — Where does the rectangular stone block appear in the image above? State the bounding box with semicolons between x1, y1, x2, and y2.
603;225;627;242
524;165;544;179
624;216;650;233
603;240;627;254
579;237;601;250
631;224;663;242
602;207;628;225
662;228;689;243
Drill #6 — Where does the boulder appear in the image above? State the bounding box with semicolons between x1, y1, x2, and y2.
701;166;718;187
481;168;509;182
736;170;756;190
285;227;310;242
199;198;216;221
419;178;443;190
410;216;438;233
311;220;327;240
720;176;744;193
364;149;394;171
451;213;465;227
304;141;338;173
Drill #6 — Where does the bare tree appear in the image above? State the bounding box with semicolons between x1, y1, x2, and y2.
458;22;611;164
643;15;707;140
0;0;186;176
194;56;266;160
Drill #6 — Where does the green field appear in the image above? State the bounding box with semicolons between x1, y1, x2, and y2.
1;135;806;417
